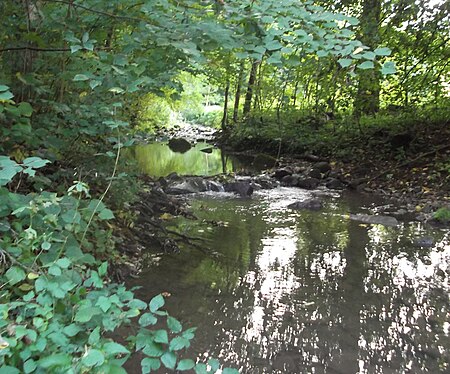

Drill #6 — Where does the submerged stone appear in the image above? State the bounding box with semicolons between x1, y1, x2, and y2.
288;198;322;211
168;138;191;153
349;213;399;227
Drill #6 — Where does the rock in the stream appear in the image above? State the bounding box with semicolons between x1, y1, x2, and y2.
224;181;254;197
207;180;224;192
168;138;191;153
313;161;331;173
200;147;213;153
412;236;435;248
253;175;278;189
166;177;209;194
325;178;345;189
281;174;300;187
297;177;320;190
307;168;322;179
349;213;399;227
273;167;293;180
288;198;323;211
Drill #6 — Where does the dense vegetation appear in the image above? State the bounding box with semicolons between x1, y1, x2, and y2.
0;0;448;373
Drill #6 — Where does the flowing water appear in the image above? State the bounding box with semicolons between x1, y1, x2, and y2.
129;143;450;373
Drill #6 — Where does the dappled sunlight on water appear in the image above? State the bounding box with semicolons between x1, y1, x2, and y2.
131;188;450;373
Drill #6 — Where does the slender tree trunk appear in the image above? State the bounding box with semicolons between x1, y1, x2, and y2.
353;0;382;116
233;62;245;123
243;59;260;118
221;79;230;130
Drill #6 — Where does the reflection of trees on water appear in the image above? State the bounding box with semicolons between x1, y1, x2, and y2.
132;194;449;373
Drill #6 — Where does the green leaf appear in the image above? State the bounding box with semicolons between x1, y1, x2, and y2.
0;91;14;101
374;47;391;56
0;85;9;92
70;45;82;53
141;358;161;373
223;369;240;374
48;264;62;276
195;363;208;374
73;74;89;81
56;257;71;269
361;51;376;60
88;326;100;345
17;102;33;117
167;316;182;333
128;298;148;310
98;262;108;277
103;342;130;355
338;58;352;68
6;266;26;285
139;313;158;327
208;358;220;372
37;354;71;369
22;157;50;169
142;342;164;357
161;351;177;370
154;329;168;344
96;296;112;312
358;61;374;69
177;359;195;371
99;208;115;220
0;367;21;374
75;306;98;323
169;336;190;351
63;324;82;337
149;294;165;313
82;349;105;367
23;359;37;374
381;61;396;75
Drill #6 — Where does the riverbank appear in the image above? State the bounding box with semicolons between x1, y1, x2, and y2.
219;110;450;215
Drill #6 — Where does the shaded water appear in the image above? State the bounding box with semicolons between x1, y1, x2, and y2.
131;188;450;373
129;142;245;177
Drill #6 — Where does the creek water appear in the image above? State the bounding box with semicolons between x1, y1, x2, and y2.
130;142;450;373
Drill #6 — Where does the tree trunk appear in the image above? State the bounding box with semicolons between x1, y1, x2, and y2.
353;0;382;116
243;60;260;118
233;62;245;123
221;80;230;130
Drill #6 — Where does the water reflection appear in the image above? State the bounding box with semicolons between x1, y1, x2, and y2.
131;189;449;373
128;142;244;177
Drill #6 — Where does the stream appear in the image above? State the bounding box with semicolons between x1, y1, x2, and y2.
129;141;450;373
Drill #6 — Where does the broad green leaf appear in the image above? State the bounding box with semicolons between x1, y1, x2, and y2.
149;294;165;313
139;313;158;327
208;358;220;372
381;61;396;75
73;74;89;81
161;351;177;370
82;349;105;367
223;369;240;374
99;208;114;220
0;85;9;92
70;45;82;53
195;363;208;374
88;326;100;345
142;342;164;357
167;316;182;333
75;306;98;323
358;61;374;69
96;296;112;312
0;91;14;101
56;258;71;269
177;359;195;371
17;102;33;117
0;367;21;374
37;354;71;369
361;51;376;60
153;330;168;344
22;157;50;168
338;58;352;68
23;359;37;374
374;47;391;56
169;336;189;351
5;266;26;285
103;342;130;355
63;324;82;337
141;357;161;374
